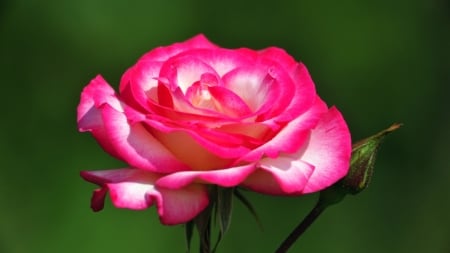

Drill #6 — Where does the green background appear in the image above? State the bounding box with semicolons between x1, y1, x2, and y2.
1;0;449;252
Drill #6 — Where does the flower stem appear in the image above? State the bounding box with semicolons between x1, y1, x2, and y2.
275;181;348;253
275;202;326;253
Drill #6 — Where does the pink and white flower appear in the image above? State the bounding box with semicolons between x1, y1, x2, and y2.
78;34;351;225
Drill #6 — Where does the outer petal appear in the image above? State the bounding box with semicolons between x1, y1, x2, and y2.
239;97;328;162
171;47;255;77
77;75;122;128
80;169;209;225
156;163;257;189
300;107;352;193
77;75;125;158
271;63;317;122
242;157;315;195
99;104;190;173
242;106;351;195
77;76;189;173
119;61;163;111
138;34;219;62
258;47;298;73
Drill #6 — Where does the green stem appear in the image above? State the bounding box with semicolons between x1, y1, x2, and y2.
275;203;326;253
275;183;347;253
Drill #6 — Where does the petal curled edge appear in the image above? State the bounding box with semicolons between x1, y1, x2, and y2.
77;76;189;173
242;107;351;195
80;169;209;225
156;163;257;190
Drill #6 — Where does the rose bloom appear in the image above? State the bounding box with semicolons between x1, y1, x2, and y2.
78;35;351;225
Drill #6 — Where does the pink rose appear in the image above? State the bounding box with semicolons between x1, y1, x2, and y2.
78;34;351;225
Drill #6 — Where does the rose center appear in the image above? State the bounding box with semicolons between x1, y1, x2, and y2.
188;73;217;109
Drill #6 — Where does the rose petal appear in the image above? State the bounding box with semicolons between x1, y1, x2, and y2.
138;34;218;62
77;77;189;173
159;56;219;93
77;75;123;126
99;104;190;173
207;85;253;117
173;48;255;77
156;163;257;189
80;168;209;225
258;47;298;73
242;157;315;195
240;97;328;162
146;119;247;170
274;63;317;122
221;67;277;113
242;106;351;195
77;75;125;157
300;107;352;193
119;61;163;111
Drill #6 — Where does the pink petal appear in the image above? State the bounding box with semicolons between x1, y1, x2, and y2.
207;85;253;117
221;67;278;113
145;98;237;127
99;104;190;173
241;106;351;195
242;158;315;195
258;47;298;73
216;121;272;141
158;56;219;93
300;107;352;193
77;77;189;173
156;77;227;118
269;63;317;122
156;163;257;189
77;75;122;127
145;118;251;170
119;61;163;111
240;97;328;162
80;169;209;225
77;75;124;158
156;184;210;225
173;48;255;77
138;34;219;62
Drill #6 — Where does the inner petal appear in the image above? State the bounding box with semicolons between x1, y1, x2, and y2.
185;73;219;110
222;67;272;112
159;56;219;93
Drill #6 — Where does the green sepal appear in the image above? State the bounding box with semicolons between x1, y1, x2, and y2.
195;204;213;253
217;187;233;234
212;187;234;253
234;188;263;230
184;221;194;253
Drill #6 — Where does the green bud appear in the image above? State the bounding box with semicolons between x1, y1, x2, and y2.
318;123;402;208
341;123;402;195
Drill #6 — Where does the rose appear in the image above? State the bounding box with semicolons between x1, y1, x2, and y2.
77;34;351;225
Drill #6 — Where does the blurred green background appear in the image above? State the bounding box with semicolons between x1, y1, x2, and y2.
1;0;449;252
